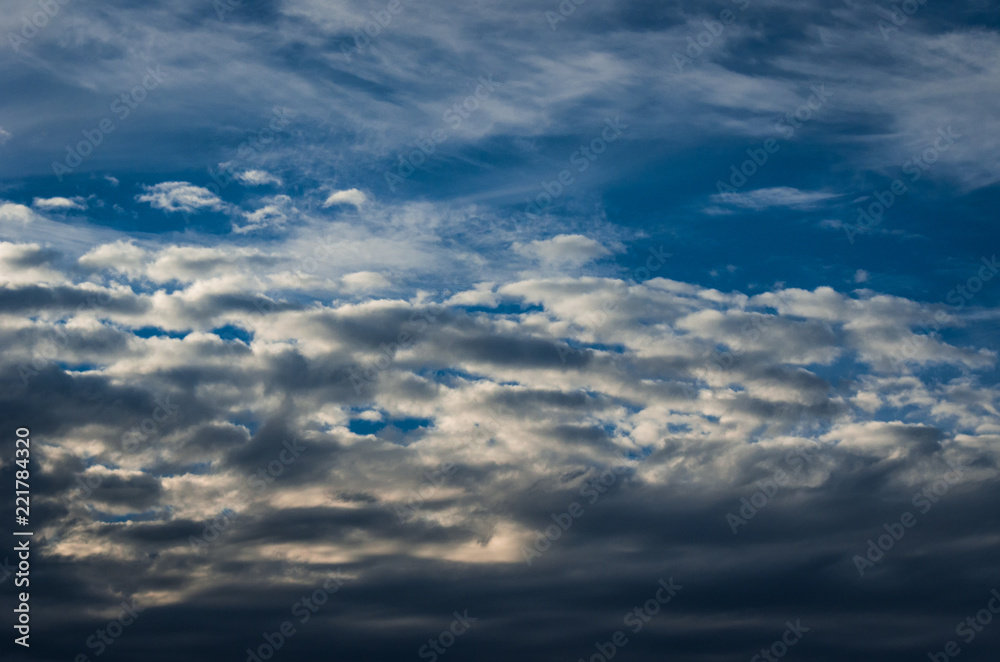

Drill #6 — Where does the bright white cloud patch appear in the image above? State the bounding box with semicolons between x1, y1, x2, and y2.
0;202;40;226
136;182;228;214
323;188;369;208
341;271;392;292
32;196;86;211
516;234;612;267
236;169;283;186
79;240;149;276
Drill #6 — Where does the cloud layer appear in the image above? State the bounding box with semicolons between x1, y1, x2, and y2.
2;0;999;660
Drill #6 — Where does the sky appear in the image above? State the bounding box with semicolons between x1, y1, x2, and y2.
1;1;1000;660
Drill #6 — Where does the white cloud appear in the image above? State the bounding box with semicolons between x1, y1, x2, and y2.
32;196;86;211
0;127;10;144
236;169;282;186
136;182;228;214
0;242;63;285
233;195;294;235
6;235;999;624
323;188;369;208
448;282;499;307
341;271;391;292
709;187;838;211
0;202;41;226
79;240;149;277
515;234;611;267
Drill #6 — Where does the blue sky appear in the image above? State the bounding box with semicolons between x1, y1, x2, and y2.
2;1;1000;661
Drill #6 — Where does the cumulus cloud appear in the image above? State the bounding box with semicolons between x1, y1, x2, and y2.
0;234;997;660
136;182;228;214
515;234;612;267
3;1;1000;659
32;196;86;211
0;201;41;226
340;271;391;292
323;188;369;208
236;169;282;186
79;240;149;277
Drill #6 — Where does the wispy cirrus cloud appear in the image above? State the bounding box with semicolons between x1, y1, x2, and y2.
708;187;838;213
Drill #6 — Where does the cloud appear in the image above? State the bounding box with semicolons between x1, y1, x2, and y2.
235;196;295;235
709;187;838;212
79;240;149;277
32;196;86;211
2;2;1000;658
2;232;999;660
0;126;10;144
0;241;64;284
340;271;392;292
322;188;369;208
236;169;283;186
515;234;612;267
0;201;42;226
136;182;228;214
